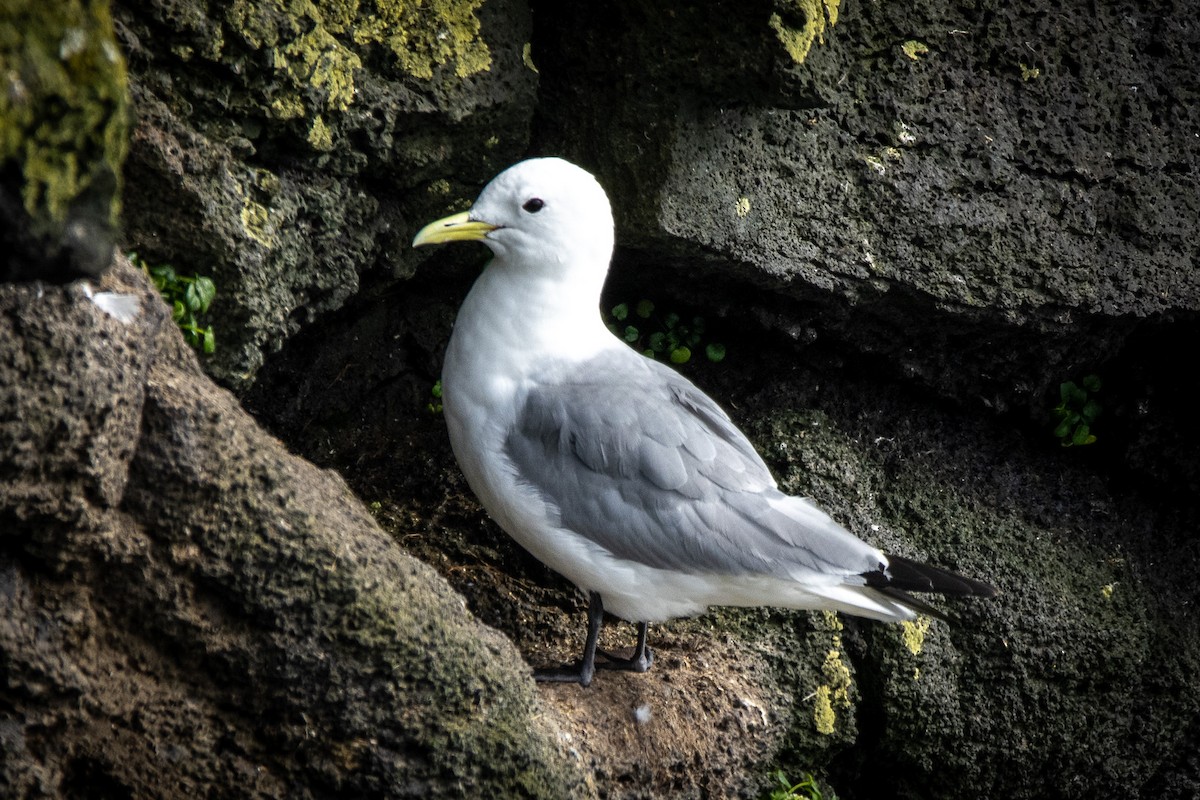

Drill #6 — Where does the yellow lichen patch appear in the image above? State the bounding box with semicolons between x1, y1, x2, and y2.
810;621;853;735
240;197;276;248
227;0;492;147
1101;583;1115;600
252;167;281;194
812;685;836;734
353;0;491;80
1020;62;1041;81
769;0;841;65
428;178;452;196
900;616;932;656
1;0;130;228
736;197;751;217
270;93;306;120
522;42;538;73
822;644;852;706
901;40;929;61
228;0;362;119
307;115;333;150
278;26;361;112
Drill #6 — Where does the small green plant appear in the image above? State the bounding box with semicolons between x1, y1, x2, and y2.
132;252;216;354
1053;374;1102;447
427;380;444;414
765;770;827;800
607;299;725;365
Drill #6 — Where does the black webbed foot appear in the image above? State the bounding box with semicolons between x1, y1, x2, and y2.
596;621;653;673
531;593;654;686
534;662;596;687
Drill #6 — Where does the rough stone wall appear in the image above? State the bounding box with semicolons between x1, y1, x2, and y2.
116;0;538;389
0;258;587;798
244;2;1200;797
1;0;129;280
531;0;1200;432
5;0;1200;798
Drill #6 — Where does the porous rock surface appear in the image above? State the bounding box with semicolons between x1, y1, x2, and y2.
0;257;586;798
5;0;1200;798
116;0;538;389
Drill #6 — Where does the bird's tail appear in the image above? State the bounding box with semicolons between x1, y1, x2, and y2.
868;554;997;596
858;553;998;622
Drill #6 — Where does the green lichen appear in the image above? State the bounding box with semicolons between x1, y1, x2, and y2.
811;646;851;734
227;1;361;113
769;0;840;65
0;0;129;230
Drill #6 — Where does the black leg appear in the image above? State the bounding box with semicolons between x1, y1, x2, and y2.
533;591;604;687
596;620;654;673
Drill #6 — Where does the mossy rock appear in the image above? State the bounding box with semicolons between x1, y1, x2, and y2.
0;0;129;280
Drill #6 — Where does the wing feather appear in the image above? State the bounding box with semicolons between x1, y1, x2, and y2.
504;350;883;580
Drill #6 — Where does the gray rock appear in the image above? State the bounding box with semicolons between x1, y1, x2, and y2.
0;257;587;798
116;0;539;389
54;0;1199;797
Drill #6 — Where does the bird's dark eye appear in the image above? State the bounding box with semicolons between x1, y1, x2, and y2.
522;198;545;213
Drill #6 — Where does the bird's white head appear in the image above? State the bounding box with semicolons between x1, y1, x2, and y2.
413;157;616;291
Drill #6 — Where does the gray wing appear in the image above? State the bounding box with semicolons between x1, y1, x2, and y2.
504;349;882;579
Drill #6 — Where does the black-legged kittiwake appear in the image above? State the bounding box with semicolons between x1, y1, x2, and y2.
413;157;995;687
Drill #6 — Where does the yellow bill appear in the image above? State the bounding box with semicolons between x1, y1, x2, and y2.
412;211;498;247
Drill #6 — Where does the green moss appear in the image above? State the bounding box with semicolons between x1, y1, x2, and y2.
769;0;840;65
0;0;129;229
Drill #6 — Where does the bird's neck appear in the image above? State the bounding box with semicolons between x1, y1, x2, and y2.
449;256;617;380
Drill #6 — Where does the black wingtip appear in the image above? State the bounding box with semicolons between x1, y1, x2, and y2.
864;553;998;598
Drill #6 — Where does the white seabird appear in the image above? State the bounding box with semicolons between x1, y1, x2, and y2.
413;157;995;686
